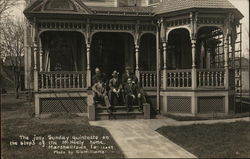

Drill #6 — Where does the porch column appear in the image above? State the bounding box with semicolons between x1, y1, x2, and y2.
135;44;140;79
191;39;197;90
162;41;167;89
86;43;91;88
33;43;39;92
39;38;43;71
224;36;229;90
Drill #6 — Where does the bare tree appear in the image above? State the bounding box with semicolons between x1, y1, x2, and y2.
0;17;24;98
0;0;22;20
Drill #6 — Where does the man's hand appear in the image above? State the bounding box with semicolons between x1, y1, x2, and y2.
138;93;141;98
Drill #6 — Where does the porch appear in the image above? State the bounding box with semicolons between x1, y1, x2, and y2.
33;67;233;118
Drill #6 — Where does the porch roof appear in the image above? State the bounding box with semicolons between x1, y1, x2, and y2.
154;0;243;18
23;0;243;19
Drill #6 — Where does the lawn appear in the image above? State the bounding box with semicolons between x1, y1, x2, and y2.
165;112;250;121
157;121;250;158
1;94;124;159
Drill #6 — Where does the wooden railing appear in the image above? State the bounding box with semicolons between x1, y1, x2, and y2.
166;69;192;88
197;69;225;88
38;71;87;90
140;71;157;89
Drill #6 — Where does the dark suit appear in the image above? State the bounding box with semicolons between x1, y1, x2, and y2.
124;83;138;109
92;73;106;84
122;73;138;86
108;78;122;106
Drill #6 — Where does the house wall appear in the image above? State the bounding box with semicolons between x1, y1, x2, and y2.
242;68;249;95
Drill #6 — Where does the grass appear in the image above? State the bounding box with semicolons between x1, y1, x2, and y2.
157;121;250;158
165;112;250;121
1;94;124;159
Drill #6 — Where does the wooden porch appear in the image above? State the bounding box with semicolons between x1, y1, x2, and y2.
33;68;234;119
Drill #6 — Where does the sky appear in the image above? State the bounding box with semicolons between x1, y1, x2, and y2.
9;0;250;59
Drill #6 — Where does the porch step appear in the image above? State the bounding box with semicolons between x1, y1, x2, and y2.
96;105;143;120
97;105;140;110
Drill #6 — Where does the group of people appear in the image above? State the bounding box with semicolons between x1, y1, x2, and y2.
92;66;146;113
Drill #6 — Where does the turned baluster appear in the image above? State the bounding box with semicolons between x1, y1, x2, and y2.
52;74;55;89
81;74;84;88
59;74;63;88
145;74;148;87
177;72;180;87
220;71;223;86
45;74;48;89
211;71;214;86
168;72;171;87
149;74;152;87
189;72;192;87
202;72;206;86
181;72;185;87
55;74;58;88
63;74;66;88
198;72;201;87
207;72;210;86
73;74;76;88
50;74;53;88
215;72;218;87
77;74;80;88
173;73;176;87
41;74;44;89
141;74;145;87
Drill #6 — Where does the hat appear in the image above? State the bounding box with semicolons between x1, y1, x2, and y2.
125;66;132;70
112;70;119;76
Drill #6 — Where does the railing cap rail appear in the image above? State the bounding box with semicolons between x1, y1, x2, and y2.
197;68;225;72
140;71;157;74
39;71;86;74
166;69;192;73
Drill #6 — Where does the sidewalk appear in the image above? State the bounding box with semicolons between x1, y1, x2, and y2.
90;117;249;158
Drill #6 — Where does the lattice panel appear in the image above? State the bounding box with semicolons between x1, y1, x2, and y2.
40;97;87;113
167;97;191;113
198;97;224;113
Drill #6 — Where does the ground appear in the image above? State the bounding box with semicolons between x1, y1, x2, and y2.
157;121;250;158
1;93;124;159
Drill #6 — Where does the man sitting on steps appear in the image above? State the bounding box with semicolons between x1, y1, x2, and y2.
92;79;112;113
108;70;122;110
124;77;139;112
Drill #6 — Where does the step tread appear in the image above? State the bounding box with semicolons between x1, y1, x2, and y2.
97;105;140;109
97;110;143;116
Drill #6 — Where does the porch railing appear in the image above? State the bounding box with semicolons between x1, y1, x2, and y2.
38;71;87;90
140;71;157;89
167;69;192;88
160;69;226;90
197;69;225;88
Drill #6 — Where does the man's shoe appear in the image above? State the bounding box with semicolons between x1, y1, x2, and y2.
107;107;112;113
138;107;142;112
127;108;130;112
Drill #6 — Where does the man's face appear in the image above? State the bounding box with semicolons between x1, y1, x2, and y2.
95;68;100;74
127;78;132;84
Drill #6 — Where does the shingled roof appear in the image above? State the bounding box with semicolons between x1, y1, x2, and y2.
154;0;237;15
24;0;243;18
89;6;154;16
